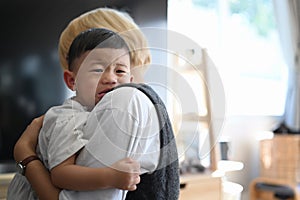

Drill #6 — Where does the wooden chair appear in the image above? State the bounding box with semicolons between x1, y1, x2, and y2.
249;135;300;200
249;177;299;200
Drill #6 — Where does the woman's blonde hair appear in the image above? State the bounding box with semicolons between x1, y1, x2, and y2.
59;7;151;72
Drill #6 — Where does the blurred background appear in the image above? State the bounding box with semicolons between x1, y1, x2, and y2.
0;0;167;166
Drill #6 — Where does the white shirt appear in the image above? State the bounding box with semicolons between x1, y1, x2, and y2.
59;87;160;200
7;86;160;200
37;98;89;170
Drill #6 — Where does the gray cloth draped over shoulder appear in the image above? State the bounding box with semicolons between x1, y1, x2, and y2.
113;83;180;200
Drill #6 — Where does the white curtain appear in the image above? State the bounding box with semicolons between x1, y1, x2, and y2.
273;0;300;132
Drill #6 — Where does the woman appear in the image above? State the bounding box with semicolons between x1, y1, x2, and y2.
12;7;179;200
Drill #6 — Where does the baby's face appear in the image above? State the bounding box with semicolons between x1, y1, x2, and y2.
73;48;132;108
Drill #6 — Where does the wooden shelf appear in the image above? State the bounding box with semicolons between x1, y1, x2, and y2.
180;172;222;200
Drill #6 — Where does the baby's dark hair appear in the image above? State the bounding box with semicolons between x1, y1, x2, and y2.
67;28;130;71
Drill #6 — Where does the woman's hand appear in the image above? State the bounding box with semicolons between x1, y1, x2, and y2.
109;157;141;191
14;115;44;161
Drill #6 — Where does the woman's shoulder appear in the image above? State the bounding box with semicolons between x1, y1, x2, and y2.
96;84;159;121
104;84;155;107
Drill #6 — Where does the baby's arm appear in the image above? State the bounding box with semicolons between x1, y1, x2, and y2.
51;155;140;191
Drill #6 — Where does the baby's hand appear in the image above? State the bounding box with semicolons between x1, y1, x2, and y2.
110;158;140;191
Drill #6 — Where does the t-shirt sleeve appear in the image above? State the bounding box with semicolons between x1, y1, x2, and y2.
40;108;89;170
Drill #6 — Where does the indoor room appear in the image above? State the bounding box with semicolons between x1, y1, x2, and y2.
0;0;299;199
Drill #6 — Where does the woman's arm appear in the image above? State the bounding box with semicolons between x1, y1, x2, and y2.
14;116;60;200
15;116;140;199
51;155;140;191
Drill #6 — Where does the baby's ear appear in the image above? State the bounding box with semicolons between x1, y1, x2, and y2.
63;70;76;90
130;75;134;82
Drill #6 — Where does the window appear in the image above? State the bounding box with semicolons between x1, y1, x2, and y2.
168;0;287;116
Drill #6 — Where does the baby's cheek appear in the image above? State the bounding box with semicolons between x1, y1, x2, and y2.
84;83;97;102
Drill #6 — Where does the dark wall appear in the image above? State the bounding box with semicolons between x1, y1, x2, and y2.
0;0;167;164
